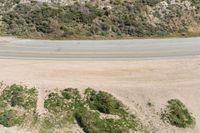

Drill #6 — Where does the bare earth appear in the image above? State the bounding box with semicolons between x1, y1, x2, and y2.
0;57;199;133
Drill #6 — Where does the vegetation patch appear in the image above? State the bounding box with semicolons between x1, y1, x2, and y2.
75;108;137;133
0;84;197;132
1;84;37;110
43;88;138;133
84;88;125;114
0;84;38;127
161;99;194;128
75;88;138;133
0;0;200;39
0;109;25;127
42;88;82;131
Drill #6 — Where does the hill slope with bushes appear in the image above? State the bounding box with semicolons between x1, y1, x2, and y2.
0;0;200;39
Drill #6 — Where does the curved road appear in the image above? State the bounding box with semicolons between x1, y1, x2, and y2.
0;37;200;60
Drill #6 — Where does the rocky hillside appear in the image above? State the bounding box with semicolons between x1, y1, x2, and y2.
0;0;200;39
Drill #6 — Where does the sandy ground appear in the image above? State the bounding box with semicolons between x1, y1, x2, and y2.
0;57;200;133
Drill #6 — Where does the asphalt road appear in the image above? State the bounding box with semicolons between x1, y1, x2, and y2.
0;37;200;60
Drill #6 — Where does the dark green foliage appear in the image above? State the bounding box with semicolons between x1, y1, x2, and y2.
0;83;196;132
0;110;13;127
62;88;81;100
0;85;139;132
0;110;24;127
44;88;138;133
75;108;137;133
85;88;125;115
1;0;199;39
77;88;138;133
0;97;7;110
75;109;103;133
161;99;194;128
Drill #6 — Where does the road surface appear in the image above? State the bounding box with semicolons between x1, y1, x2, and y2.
0;37;200;60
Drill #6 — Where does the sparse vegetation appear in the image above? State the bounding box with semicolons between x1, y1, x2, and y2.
147;101;153;107
0;85;138;132
44;88;138;132
0;109;24;127
1;84;37;110
0;84;38;127
42;88;82;131
0;0;200;39
161;99;194;128
0;84;196;132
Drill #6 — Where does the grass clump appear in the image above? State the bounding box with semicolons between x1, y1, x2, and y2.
161;99;194;128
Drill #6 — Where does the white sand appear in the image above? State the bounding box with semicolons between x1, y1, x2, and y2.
0;57;199;132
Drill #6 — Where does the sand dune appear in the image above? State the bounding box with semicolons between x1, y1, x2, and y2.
0;57;199;132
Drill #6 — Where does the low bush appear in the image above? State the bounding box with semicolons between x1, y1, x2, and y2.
0;85;138;132
75;106;137;133
44;88;138;132
0;109;24;127
1;84;37;110
85;88;125;115
0;84;38;128
161;99;194;128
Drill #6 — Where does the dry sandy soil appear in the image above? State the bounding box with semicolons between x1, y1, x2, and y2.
0;57;199;133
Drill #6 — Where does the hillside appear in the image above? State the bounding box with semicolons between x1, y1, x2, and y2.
0;0;200;39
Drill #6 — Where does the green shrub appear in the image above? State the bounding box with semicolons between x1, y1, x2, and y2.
0;110;24;127
43;88;83;131
161;99;194;128
44;92;66;113
1;84;37;110
75;108;137;133
1;0;199;39
0;110;13;127
85;88;125;115
0;85;138;132
44;88;83;112
0;97;7;111
62;88;81;100
0;84;38;129
44;88;138;132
